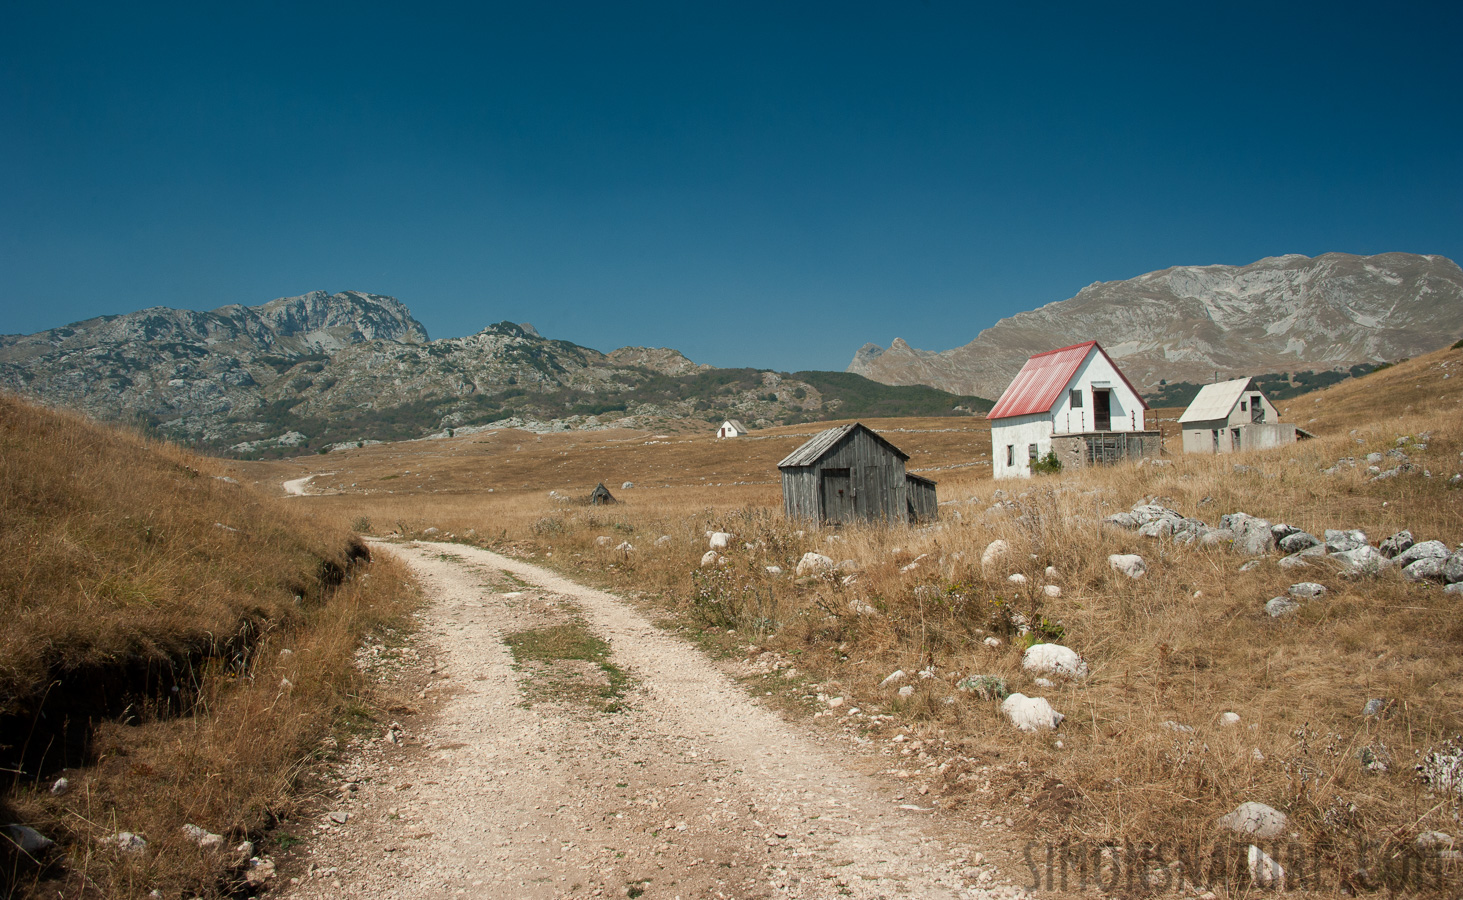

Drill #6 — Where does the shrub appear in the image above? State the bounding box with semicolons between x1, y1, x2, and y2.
1030;450;1062;475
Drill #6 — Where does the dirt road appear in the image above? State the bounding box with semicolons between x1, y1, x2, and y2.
283;541;1030;900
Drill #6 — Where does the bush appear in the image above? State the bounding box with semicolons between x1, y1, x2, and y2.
1030;450;1062;475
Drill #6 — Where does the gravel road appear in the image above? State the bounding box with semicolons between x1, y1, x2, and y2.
283;541;1030;900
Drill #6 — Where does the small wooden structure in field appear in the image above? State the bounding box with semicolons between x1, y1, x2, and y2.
778;422;936;525
717;419;749;438
589;483;616;505
1179;377;1308;453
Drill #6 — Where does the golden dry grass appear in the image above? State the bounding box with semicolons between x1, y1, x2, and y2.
232;348;1463;889
0;394;418;898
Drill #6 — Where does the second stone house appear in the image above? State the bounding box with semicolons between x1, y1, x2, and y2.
1178;377;1308;453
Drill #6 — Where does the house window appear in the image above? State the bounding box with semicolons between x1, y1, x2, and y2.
1006;445;1014;467
1240;400;1247;411
1070;389;1083;408
1028;444;1039;461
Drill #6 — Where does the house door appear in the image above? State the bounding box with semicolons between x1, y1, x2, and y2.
1251;397;1265;423
1093;390;1111;431
820;468;853;524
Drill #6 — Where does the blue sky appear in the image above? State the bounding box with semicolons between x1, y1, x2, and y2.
3;2;1460;371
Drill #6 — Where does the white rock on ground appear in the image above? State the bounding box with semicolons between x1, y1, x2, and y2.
1108;554;1146;578
1333;545;1387;576
879;670;906;687
1288;582;1326;598
655;535;672;546
1219;712;1241;727
708;532;734;549
1007;573;1027;584
182;824;224;849
1217;801;1288;838
1265;597;1301;617
700;550;719;567
1021;643;1089;679
100;832;147;854
764;565;782;575
981;539;1010;568
1001;693;1064;731
614;542;634;553
1043;585;1062;598
795;552;834;576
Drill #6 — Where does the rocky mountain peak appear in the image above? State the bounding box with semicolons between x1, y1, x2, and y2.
848;252;1463;399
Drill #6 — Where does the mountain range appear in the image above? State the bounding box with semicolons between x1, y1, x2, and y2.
848;252;1463;399
0;291;987;456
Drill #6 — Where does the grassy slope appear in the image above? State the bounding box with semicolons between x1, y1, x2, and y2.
0;394;415;898
249;344;1463;890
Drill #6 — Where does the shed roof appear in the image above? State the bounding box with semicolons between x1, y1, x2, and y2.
1178;377;1256;424
905;472;937;486
988;341;1149;420
777;422;909;468
721;419;748;432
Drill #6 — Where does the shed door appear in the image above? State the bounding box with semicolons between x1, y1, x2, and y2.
1251;395;1265;423
1093;389;1111;431
820;468;853;524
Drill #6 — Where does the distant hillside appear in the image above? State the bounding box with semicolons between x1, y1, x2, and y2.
0;293;989;458
850;252;1463;398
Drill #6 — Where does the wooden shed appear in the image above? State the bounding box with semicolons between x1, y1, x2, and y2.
778;423;935;525
905;473;938;522
589;483;616;505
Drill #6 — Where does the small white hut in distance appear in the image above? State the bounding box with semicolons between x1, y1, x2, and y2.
1178;377;1307;453
989;340;1158;479
716;419;749;439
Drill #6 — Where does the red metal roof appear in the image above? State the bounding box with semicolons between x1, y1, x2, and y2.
987;341;1149;420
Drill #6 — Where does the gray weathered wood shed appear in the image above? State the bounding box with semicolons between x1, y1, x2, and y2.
778;423;935;525
905;473;938;523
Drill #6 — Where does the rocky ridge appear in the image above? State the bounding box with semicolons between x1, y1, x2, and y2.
1;292;981;455
849;252;1463;398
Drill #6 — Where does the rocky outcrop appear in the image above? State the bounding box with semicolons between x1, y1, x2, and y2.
849;253;1463;398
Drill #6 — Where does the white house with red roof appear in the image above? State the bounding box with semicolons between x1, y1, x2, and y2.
988;341;1155;478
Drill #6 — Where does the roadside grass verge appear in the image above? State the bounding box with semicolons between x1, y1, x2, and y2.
0;394;418;898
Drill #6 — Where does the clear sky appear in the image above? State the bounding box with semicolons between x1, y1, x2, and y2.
4;2;1460;371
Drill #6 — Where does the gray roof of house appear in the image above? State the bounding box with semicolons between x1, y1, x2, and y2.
1179;377;1257;424
777;423;909;468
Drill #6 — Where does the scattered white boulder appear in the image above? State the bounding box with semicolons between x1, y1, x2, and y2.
983;637;1002;649
880;670;906;687
1045;566;1059;579
1007;573;1028;584
655;535;672;546
1108;554;1146;579
181;824;224;849
621;481;635;490
1022;643;1089;679
826;696;844;708
796;552;834;576
1001;693;1064;731
1265;597;1301;617
100;832;148;855
764;565;782;575
1042;585;1062;598
1333;545;1387;576
50;777;69;796
981;540;1010;569
897;685;915;698
1219;712;1241;727
594;535;613;547
708;532;734;549
1217;801;1288;838
700;550;720;567
1289;582;1326;599
614;541;634;553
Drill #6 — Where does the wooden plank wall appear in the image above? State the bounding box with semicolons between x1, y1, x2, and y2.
781;429;911;525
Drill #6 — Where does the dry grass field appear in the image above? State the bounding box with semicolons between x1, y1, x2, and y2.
0;395;418;898
223;345;1463;892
